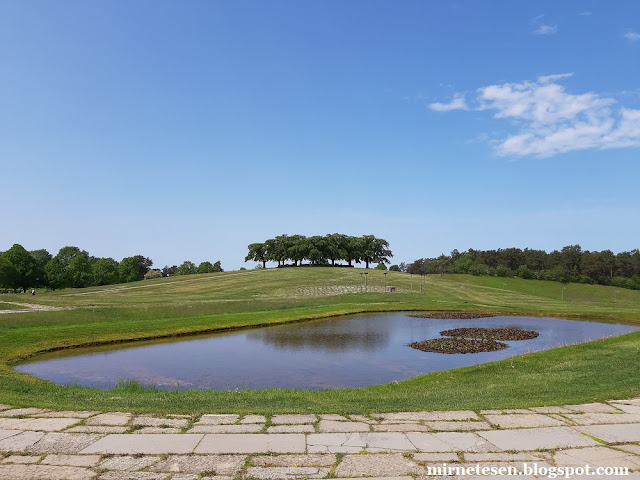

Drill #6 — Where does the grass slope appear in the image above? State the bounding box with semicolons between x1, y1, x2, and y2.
0;268;638;413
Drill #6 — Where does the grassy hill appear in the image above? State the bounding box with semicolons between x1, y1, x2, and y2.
0;267;638;413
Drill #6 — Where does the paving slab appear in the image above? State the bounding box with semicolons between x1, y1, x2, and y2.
67;426;129;434
1;455;41;463
378;411;478;421
197;414;238;425
0;408;49;417
34;411;100;418
335;453;424;477
80;434;203;454
0;431;46;451
412;453;459;462
99;472;170;480
0;417;80;431
464;452;545;462
425;421;491;431
133;427;182;434
478;426;599;450
480;409;534;414
613;403;640;414
195;434;305;454
564;402;621;413
408;432;500;453
349;415;377;424
528;406;574;414
577;424;640;442
307;432;416;453
271;414;316;425
99;455;161;471
149;454;246;474
553;446;640;469
373;423;431;432
251;454;336;467
131;416;189;428
188;424;262;434
0;430;21;442
318;420;369;432
85;412;132;426
42;454;102;467
245;466;329;479
27;433;104;454
616;444;640;455
332;477;411;480
267;424;314;433
0;405;12;411
319;414;348;421
0;464;95;479
564;413;640;425
240;415;266;424
483;413;566;428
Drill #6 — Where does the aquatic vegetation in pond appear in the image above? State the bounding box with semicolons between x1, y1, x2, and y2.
440;328;539;341
409;337;508;354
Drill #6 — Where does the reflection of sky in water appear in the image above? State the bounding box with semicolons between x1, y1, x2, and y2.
15;313;639;391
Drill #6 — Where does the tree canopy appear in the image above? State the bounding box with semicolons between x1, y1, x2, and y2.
245;234;393;269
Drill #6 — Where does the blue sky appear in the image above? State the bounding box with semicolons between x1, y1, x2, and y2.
1;1;639;270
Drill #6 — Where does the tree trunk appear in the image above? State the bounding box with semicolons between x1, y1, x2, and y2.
262;260;266;268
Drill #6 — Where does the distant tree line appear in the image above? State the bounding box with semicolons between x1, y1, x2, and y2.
245;234;392;269
0;243;223;292
407;245;640;290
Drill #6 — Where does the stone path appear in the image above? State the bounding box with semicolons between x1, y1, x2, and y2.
0;398;639;479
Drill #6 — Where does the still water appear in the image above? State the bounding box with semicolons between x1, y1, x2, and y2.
15;313;638;390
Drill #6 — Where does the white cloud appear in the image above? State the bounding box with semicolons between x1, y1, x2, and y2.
624;30;640;42
534;23;558;35
431;74;640;158
428;93;469;112
578;11;592;17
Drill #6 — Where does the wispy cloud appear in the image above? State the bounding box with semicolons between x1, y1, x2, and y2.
429;93;469;112
578;11;592;17
624;30;640;42
430;74;640;158
532;15;557;35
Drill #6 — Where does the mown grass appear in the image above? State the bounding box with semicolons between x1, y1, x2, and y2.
0;268;639;414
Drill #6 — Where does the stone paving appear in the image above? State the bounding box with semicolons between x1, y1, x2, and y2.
0;398;638;479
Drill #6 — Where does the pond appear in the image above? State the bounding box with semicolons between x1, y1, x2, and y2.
15;313;638;390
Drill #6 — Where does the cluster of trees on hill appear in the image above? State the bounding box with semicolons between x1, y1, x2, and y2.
245;234;392;269
0;244;223;292
406;245;640;290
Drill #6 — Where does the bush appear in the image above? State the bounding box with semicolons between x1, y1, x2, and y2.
144;269;162;280
496;264;513;278
516;265;534;279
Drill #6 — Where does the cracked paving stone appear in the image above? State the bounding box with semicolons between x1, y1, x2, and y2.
563;413;640;425
407;432;500;453
35;411;100;419
98;472;171;480
576;424;640;443
335;453;424;477
149;454;246;475
0;408;49;417
0;431;46;451
378;411;478;422
188;424;263;433
553;446;640;469
425;421;491;431
563;403;622;413
134;427;182;434
67;426;129;434
307;432;415;453
412;453;459;462
81;434;203;454
478;426;598;450
195;434;305;454
131;417;189;428
373;423;431;432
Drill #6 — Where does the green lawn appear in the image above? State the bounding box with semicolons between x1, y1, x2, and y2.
0;268;638;414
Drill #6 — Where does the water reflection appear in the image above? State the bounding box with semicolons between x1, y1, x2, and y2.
247;317;390;351
15;313;638;391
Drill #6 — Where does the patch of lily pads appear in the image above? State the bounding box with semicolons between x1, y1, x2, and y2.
408;327;540;354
